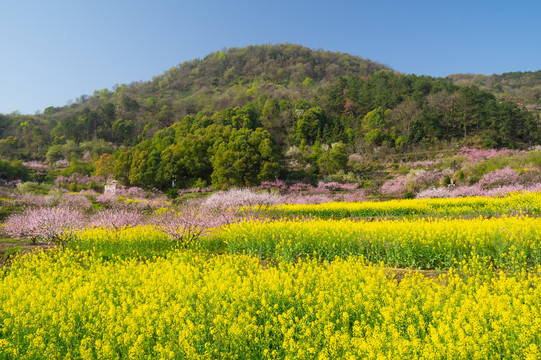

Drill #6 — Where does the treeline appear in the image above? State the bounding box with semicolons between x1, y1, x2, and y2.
0;44;539;190
448;70;541;111
113;74;538;189
0;44;388;158
326;72;538;149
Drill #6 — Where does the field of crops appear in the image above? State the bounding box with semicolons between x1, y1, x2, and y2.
219;216;541;269
266;191;541;218
3;192;541;359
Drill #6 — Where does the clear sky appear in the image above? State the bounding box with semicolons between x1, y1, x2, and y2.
1;0;540;114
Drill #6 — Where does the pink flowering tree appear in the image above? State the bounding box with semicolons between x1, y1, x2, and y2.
89;209;145;229
380;178;406;196
114;186;148;199
255;179;289;193
4;207;85;247
287;182;314;192
456;148;522;162
477;166;521;189
203;188;280;213
151;205;235;248
279;194;334;205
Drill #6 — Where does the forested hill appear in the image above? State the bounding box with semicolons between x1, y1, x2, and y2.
447;70;541;112
1;44;388;149
1;44;540;190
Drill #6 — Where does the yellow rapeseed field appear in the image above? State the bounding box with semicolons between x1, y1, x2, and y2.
221;215;541;269
3;194;541;358
1;250;541;359
269;192;541;217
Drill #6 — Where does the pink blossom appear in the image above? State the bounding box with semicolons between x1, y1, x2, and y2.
456;147;522;162
114;186;148;198
279;194;335;205
90;209;145;229
203;188;280;211
255;179;289;193
78;189;98;196
62;193;93;210
416;187;454;199
22;162;49;171
477;167;521;189
287;182;314;192
316;181;358;192
95;193;118;207
56;173;92;186
151;205;236;247
334;190;367;202
55;159;70;167
380;178;406;195
4;207;85;244
417;182;541;199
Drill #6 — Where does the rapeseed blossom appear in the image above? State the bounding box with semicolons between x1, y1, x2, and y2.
1;251;541;359
220;215;541;269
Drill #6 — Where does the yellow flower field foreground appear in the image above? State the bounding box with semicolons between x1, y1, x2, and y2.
266;192;541;218
69;226;175;259
1;251;541;360
220;216;541;269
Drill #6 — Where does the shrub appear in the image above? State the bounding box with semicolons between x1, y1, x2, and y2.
16;182;52;195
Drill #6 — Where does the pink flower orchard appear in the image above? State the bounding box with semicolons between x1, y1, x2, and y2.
89;209;145;229
478;167;521;189
152;205;236;248
4;207;85;245
203;188;280;213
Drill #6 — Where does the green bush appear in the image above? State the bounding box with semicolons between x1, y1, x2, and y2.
15;181;52;195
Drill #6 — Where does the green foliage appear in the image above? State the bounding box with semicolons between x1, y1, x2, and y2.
329;142;349;173
62;158;94;176
295;107;328;145
302;77;314;87
46;145;64;164
448;70;541;109
0;44;539;190
443;175;451;186
16;181;52;195
0;160;30;181
166;188;179;199
94;153;115;181
211;127;279;189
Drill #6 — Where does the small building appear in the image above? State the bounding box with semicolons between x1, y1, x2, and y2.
104;180;118;195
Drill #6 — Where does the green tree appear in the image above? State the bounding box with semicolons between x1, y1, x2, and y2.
32;127;44;154
328;142;348;174
211;128;279;189
95;153;115;182
295;107;328;145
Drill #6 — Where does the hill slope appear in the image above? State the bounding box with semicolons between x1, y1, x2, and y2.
0;44;539;190
447;71;541;112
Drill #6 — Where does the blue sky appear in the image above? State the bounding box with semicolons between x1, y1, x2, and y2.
1;0;540;114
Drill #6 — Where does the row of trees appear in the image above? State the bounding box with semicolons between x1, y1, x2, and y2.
114;115;280;189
